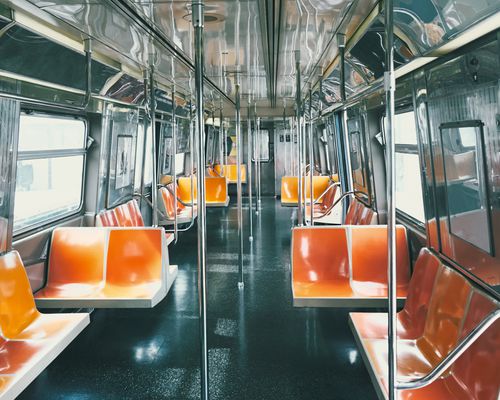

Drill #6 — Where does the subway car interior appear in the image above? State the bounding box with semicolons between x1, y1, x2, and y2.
0;0;499;399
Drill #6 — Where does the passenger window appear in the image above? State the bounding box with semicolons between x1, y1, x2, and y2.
392;111;425;223
14;114;86;232
254;130;270;162
440;121;492;254
350;131;365;187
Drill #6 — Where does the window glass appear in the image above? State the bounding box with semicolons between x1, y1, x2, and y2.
440;122;491;253
14;114;86;232
18;115;85;151
391;111;425;222
175;153;185;176
350;131;365;187
254;130;270;162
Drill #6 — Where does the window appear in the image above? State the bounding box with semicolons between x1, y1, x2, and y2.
440;121;492;254
14;114;86;232
253;130;270;162
391;111;425;223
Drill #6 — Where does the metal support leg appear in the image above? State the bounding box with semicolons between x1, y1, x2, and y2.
384;0;397;399
235;81;244;288
150;68;159;228
192;2;209;399
295;50;303;226
247;105;253;242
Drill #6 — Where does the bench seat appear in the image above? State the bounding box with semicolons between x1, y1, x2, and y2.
0;251;89;400
349;248;500;400
292;225;410;307
34;227;177;308
97;199;174;245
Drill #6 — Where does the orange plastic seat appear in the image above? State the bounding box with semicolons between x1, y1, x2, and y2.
159;184;197;224
303;175;330;202
292;225;410;307
35;227;176;308
349;249;500;400
305;183;339;220
218;164;247;183
281;176;299;206
0;251;89;399
97;200;174;246
177;176;197;204
344;198;363;224
205;176;229;206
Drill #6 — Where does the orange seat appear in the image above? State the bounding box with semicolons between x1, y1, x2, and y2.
305;183;339;220
217;164;247;183
349;249;500;400
281;176;299;206
205;176;229;206
35;227;176;308
292;225;410;307
177;176;197;204
303;175;330;202
159;184;197;224
97;200;174;246
0;251;89;399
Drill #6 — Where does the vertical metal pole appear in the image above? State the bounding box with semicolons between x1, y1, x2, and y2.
339;34;346;102
253;102;259;215
139;75;149;210
192;2;209;399
247;105;253;241
384;0;397;399
219;102;224;168
235;80;244;288
308;85;314;226
256;116;262;209
295;50;303;226
189;100;195;211
150;68;159;227
171;87;178;242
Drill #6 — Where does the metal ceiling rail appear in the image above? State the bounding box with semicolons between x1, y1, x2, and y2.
110;0;236;107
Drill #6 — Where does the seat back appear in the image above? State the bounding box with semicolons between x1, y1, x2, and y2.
0;251;40;339
223;164;247;183
321;184;338;211
281;176;299;204
399;248;441;337
159;186;176;219
451;291;500;400
205;176;228;203
358;206;377;225
114;203;135;227
96;209;119;227
345;198;362;224
292;227;350;283
106;228;164;285
349;226;410;296
303;176;330;202
126;200;144;226
48;228;107;286
416;266;472;365
177;176;197;204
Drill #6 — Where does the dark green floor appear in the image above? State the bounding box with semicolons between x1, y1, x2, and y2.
19;197;377;399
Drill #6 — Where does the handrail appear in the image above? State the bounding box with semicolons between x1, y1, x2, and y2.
133;191;196;232
313;182;341;205
162;184;195;208
396;309;500;390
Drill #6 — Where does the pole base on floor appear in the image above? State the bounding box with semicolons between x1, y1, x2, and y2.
249;236;253;242
238;281;245;290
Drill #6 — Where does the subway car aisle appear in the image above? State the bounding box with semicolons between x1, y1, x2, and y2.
19;197;376;400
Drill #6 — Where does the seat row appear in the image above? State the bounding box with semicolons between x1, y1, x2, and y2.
176;175;229;207
212;164;247;184
344;197;377;225
96;199;174;245
292;225;410;307
350;248;500;399
159;183;198;225
35;226;176;308
281;175;332;206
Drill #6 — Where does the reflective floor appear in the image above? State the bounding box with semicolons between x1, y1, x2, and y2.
20;198;377;399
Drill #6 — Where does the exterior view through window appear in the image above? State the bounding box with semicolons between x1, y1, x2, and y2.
391;111;425;223
14;114;86;232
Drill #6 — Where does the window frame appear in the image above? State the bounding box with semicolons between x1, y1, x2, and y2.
384;109;427;229
14;111;87;235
